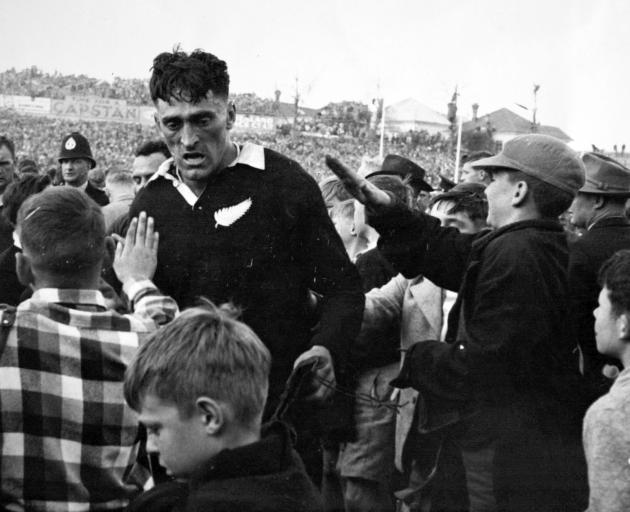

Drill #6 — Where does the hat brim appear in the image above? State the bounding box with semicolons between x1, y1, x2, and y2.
58;156;97;169
470;154;524;173
578;184;630;197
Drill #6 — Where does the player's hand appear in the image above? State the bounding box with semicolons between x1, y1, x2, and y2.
325;155;392;207
113;212;159;283
293;345;336;402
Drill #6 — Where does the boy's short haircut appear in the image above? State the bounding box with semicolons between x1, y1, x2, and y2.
319;176;353;208
17;187;105;275
124;299;271;425
105;170;135;188
367;174;413;207
506;170;574;219
598;250;630;317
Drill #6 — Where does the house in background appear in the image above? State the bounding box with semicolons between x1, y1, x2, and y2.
384;98;451;136
463;107;571;150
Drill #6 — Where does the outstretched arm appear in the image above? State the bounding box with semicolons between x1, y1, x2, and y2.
114;212;178;327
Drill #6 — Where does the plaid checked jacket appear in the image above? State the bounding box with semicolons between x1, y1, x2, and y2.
0;280;178;512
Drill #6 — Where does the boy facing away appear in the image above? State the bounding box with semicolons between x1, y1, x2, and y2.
124;301;324;512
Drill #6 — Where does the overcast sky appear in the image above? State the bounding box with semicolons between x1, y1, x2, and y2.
2;0;629;150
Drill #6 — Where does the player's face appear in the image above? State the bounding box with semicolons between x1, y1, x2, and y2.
155;91;235;185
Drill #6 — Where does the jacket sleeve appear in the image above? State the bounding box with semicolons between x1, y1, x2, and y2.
123;279;179;329
295;174;364;370
394;233;569;403
368;199;474;291
355;274;406;357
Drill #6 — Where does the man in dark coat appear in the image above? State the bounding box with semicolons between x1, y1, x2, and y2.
327;134;588;512
569;152;630;393
58;132;109;206
128;48;363;478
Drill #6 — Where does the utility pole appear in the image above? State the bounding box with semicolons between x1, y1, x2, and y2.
532;84;540;131
293;76;300;129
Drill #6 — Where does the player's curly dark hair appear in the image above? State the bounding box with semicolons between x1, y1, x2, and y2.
149;46;230;103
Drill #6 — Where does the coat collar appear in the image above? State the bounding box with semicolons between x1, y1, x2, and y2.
588;215;630;231
471;219;563;253
188;421;293;490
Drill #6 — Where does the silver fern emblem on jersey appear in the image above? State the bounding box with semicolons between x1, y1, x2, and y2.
214;198;252;228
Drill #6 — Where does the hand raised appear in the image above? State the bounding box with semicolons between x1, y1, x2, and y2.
325;155;392;207
113;212;159;284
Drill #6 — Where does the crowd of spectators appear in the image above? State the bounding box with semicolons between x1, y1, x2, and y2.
0;108;455;184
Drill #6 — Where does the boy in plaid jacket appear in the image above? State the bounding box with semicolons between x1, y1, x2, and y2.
0;187;178;511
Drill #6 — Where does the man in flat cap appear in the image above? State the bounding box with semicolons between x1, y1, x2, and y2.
58;132;108;206
569;153;630;394
327;134;588;512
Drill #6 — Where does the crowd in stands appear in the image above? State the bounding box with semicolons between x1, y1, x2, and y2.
0;108;454;184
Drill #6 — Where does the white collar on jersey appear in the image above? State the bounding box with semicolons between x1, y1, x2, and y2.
148;142;265;206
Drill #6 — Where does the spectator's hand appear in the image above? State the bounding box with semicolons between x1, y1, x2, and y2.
293;345;336;402
325;155;392;207
113;212;159;283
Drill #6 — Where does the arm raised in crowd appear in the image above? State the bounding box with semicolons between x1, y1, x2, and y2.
325;155;472;291
113;212;178;327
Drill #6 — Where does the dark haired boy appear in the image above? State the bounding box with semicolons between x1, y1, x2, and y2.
0;187;178;511
129;48;363;477
124;302;324;512
583;249;630;511
327;134;588;511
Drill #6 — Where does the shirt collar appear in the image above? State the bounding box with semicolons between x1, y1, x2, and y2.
149;142;266;207
66;181;89;192
30;288;108;310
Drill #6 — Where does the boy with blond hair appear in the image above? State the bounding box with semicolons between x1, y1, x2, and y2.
125;301;323;512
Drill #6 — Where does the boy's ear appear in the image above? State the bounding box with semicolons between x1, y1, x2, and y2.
103;236;116;271
511;180;529;207
196;397;224;435
226;101;236;130
593;195;606;210
618;312;630;340
16;252;35;288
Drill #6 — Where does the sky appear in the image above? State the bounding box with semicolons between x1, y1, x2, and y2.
2;0;629;150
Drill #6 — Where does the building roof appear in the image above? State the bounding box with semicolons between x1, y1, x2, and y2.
385;98;450;126
463;107;571;141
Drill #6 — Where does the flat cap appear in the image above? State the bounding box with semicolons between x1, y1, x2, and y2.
472;134;585;195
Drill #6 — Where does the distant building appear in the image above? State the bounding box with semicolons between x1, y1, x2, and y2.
463;107;571;148
384;98;451;136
